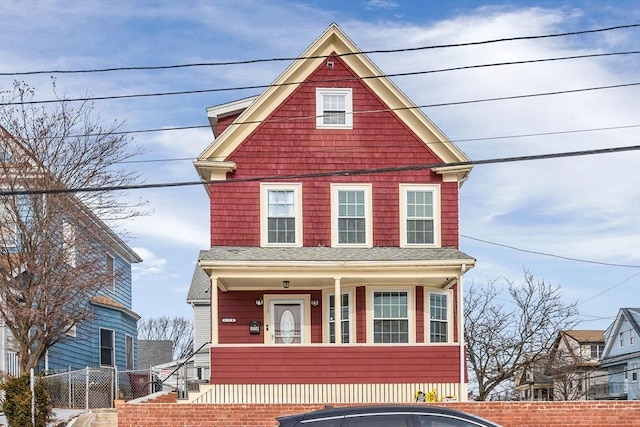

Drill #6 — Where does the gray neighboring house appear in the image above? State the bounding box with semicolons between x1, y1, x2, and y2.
186;265;210;381
599;308;640;400
138;340;174;370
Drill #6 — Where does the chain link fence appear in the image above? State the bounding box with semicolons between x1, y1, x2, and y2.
39;367;161;410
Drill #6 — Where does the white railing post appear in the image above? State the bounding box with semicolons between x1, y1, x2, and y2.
85;367;89;411
30;368;35;427
114;366;119;404
68;366;72;408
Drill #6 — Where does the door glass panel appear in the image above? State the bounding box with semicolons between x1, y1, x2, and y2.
273;303;302;344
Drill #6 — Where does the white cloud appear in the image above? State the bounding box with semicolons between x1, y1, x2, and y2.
131;247;167;277
365;0;398;11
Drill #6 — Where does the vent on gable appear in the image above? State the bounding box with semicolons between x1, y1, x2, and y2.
327;61;334;69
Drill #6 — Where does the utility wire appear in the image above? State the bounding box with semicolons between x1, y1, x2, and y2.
116;124;640;164
2;52;638;106
2;23;638;76
461;235;640;268
1;144;638;196
578;272;640;306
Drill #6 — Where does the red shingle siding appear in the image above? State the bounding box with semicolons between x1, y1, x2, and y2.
210;55;459;248
216;113;241;136
210;345;461;384
118;401;640;427
416;286;424;343
356;286;366;343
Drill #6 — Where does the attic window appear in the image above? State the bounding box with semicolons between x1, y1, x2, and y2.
316;88;352;129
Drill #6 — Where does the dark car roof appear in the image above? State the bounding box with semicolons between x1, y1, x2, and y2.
277;405;502;426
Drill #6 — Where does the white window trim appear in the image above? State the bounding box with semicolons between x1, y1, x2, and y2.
630;330;635;346
260;183;303;247
425;289;454;344
322;289;355;344
0;196;18;250
106;254;116;293
99;327;115;368
330;184;372;248
399;184;441;248
125;334;134;370
316;88;353;129
366;287;415;344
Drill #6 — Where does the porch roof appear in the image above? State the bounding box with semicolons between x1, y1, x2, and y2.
199;246;474;262
190;246;475;297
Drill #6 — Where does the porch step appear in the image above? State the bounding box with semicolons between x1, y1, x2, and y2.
186;383;216;403
70;408;117;427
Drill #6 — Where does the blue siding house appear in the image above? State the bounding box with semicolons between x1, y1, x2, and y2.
43;250;142;372
1;126;142;374
600;308;640;400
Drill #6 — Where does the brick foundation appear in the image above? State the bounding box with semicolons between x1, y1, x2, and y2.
116;397;640;427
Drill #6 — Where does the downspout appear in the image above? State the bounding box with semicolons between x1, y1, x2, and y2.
459;263;467;401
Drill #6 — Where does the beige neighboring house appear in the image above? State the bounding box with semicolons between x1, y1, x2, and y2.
546;330;607;400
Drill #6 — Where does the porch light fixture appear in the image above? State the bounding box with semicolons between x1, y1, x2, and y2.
255;298;264;306
283;280;290;289
310;299;319;307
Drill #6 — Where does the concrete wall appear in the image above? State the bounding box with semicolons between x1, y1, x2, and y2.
116;394;640;427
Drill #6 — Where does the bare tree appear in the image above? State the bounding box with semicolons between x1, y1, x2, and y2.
0;81;144;371
464;270;579;400
138;316;193;360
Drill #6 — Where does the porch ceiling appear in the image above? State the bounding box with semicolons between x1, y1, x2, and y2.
196;246;475;292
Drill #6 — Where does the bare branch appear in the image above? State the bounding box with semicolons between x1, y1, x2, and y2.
464;270;579;400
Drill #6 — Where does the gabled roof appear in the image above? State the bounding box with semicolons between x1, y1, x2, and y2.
195;23;471;183
563;330;605;344
0;126;141;264
602;307;640;359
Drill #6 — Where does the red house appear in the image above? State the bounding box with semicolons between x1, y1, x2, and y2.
187;24;475;404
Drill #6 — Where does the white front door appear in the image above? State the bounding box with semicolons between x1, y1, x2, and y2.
269;299;304;344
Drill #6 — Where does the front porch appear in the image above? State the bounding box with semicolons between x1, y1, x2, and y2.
195;246;475;404
190;344;465;404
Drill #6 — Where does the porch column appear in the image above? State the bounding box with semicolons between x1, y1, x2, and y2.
334;277;342;344
458;265;467;401
210;276;219;345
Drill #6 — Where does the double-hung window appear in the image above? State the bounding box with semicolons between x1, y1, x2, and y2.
126;335;134;370
372;290;410;343
100;328;115;367
261;183;303;247
428;291;450;343
331;184;372;247
590;344;605;359
328;292;351;343
106;254;115;293
400;184;440;247
0;196;17;249
316;88;353;129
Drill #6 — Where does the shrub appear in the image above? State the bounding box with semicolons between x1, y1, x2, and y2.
1;374;53;427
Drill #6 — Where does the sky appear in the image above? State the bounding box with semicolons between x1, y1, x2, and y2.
0;0;638;332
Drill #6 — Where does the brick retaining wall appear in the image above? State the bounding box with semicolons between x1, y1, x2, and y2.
116;397;640;427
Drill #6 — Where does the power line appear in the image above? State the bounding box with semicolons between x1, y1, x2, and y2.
461;235;640;268
2;52;638;106
578;272;640;306
1;144;638;196
2;23;637;76
116;124;640;164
